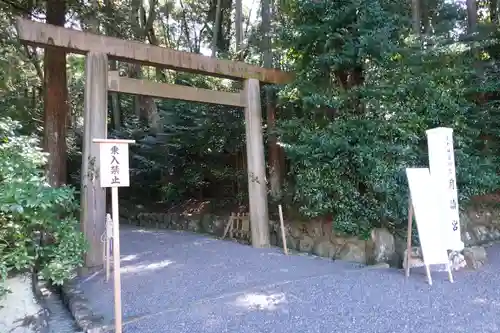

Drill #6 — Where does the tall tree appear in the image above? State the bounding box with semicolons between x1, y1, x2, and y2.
262;0;281;198
44;0;68;187
467;0;478;32
104;0;122;130
235;0;243;51
490;0;498;24
411;0;421;35
212;0;222;57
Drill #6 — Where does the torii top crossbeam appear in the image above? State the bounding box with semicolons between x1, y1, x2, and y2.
15;18;293;85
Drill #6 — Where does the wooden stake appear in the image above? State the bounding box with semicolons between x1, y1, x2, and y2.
222;213;234;239
447;263;454;283
111;187;122;333
425;264;433;285
278;205;288;255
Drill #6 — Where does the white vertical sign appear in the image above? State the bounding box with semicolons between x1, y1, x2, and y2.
93;138;135;333
426;127;464;251
406;168;450;266
99;142;131;187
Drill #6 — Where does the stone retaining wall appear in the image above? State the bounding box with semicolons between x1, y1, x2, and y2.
461;208;500;246
121;205;500;268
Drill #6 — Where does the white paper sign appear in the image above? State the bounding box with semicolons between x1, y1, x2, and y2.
426;127;464;251
99;142;130;188
406;168;449;266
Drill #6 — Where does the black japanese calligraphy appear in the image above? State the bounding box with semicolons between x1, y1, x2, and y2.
452;220;459;231
111;165;120;175
110;145;120;184
448;178;455;190
449;198;457;210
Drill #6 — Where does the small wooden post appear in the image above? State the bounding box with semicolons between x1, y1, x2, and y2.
81;52;108;272
278;205;288;255
243;78;271;248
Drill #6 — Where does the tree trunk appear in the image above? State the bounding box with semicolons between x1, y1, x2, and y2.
139;0;162;133
411;0;421;35
262;0;281;198
421;0;431;34
235;0;243;51
44;0;68;187
109;61;121;130
491;0;498;24
467;0;478;32
179;0;193;52
104;0;122;130
211;0;222;57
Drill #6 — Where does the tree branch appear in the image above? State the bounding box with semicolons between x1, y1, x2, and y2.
23;45;44;83
0;0;43;20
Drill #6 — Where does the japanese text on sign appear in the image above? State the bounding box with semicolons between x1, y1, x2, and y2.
426;127;464;251
99;142;130;188
110;145;120;185
444;134;460;231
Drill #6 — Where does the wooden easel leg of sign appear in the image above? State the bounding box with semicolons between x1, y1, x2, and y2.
405;199;454;285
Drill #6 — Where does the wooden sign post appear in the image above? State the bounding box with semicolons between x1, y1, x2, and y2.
405;168;454;285
93;138;135;333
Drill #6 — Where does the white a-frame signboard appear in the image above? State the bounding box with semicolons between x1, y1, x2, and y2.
405;168;454;285
93;138;135;333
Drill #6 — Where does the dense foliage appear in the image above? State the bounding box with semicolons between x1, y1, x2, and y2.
275;0;500;235
0;118;86;297
109;89;248;206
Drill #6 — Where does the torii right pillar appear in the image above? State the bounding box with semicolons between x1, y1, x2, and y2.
243;79;271;248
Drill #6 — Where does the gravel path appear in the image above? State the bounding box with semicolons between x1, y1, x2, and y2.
75;226;500;333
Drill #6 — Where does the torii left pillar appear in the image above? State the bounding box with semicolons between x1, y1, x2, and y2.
80;52;108;274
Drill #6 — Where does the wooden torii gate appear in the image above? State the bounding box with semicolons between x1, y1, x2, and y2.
16;18;293;272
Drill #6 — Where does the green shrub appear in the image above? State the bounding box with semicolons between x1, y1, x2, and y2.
0;117;87;297
276;0;500;236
